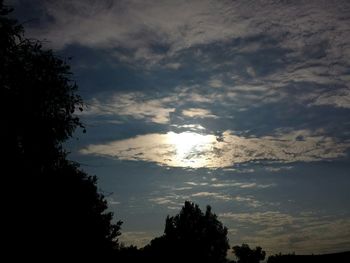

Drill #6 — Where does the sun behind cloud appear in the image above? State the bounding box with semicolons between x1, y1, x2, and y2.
166;131;217;167
80;129;348;169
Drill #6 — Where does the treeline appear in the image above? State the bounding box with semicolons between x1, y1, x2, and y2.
2;1;349;262
1;1;120;260
115;202;265;263
115;205;350;263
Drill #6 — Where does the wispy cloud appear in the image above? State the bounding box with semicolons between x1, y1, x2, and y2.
164;62;181;70
82;92;175;124
185;182;208;186
148;197;175;205
119;231;155;248
81;88;218;124
190;192;263;207
239;183;258;189
210;183;243;188
265;166;293;173
172;186;193;191
210;181;276;189
148;193;189;209
221;211;350;255
107;197;121;205
26;0;350;65
181;108;218;119
208;78;224;88
21;0;350;110
233;196;264;208
170;124;206;131
80;129;349;168
309;88;350;109
191;192;232;201
220;211;294;227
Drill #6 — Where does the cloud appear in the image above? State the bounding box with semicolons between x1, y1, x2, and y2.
210;183;243;188
20;0;350;109
220;211;294;227
149;197;177;205
265;166;293;172
208;78;224;88
25;0;350;64
233;196;263;208
24;0;251;60
119;231;154;248
221;211;350;255
80;129;349;168
239;183;258;189
172;186;193;191
80;76;350;128
82;92;175;124
149;187;265;209
181;108;218;119
222;168;255;174
171;124;206;131
81;88;219;124
309;88;350;109
190;192;263;207
107;197;121;205
185;182;208;186
191;192;232;201
164;62;181;70
210;181;276;189
148;193;189;209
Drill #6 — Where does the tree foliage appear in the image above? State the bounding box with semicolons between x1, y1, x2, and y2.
144;201;230;263
232;244;266;263
1;1;121;260
1;1;83;169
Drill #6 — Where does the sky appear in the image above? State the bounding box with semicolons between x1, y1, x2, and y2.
10;0;350;256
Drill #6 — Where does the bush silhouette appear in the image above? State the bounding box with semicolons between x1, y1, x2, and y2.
232;244;266;263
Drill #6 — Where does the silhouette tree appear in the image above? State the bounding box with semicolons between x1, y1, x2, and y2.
1;1;121;260
144;201;230;263
232;244;266;263
117;244;143;262
1;2;83;170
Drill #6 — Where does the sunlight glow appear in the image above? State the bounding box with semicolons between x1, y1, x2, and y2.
165;131;217;168
80;129;346;169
